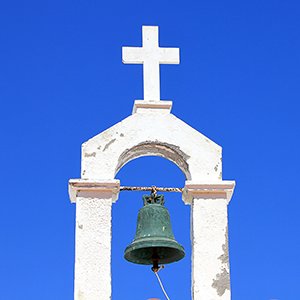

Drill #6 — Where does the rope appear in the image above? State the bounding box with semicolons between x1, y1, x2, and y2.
120;186;183;193
154;271;171;300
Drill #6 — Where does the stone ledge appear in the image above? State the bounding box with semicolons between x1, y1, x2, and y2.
68;179;120;203
132;100;172;114
182;180;235;204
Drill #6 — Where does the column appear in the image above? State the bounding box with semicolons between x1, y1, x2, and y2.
183;181;235;300
69;179;120;300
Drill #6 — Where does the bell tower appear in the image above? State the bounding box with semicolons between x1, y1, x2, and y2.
69;26;235;300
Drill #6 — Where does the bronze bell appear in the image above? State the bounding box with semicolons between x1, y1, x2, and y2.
124;192;185;271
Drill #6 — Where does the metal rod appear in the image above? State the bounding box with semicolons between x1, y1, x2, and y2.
120;186;183;193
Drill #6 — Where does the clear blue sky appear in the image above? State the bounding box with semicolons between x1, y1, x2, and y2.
0;0;299;299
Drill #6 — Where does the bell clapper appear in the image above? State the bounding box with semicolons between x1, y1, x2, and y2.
151;259;159;273
151;259;165;273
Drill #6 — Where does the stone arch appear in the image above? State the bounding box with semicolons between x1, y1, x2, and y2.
81;112;222;182
115;140;191;180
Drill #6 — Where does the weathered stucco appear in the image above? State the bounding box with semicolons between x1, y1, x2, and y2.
69;106;235;300
69;180;120;300
81;110;222;181
183;182;234;300
75;194;112;300
68;25;235;300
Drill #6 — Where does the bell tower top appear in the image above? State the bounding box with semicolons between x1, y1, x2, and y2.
122;26;180;113
69;25;235;300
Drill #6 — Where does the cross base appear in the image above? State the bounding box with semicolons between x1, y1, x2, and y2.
132;100;173;114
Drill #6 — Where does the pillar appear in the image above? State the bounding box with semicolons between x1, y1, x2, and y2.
69;179;120;300
183;181;235;300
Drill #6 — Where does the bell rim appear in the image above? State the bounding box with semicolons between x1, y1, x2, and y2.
124;238;185;265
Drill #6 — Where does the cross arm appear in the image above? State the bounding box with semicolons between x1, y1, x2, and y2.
122;47;145;64
159;47;180;64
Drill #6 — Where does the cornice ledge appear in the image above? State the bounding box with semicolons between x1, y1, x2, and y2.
182;180;236;204
68;179;120;203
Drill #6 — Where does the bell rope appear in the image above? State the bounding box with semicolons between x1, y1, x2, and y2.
120;186;183;193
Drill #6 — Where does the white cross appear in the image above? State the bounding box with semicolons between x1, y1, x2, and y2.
122;26;180;102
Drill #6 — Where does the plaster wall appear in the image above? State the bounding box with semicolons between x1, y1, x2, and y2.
192;198;230;300
69;107;235;300
81;110;222;181
74;191;114;300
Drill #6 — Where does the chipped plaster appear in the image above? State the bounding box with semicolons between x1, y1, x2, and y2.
69;107;234;300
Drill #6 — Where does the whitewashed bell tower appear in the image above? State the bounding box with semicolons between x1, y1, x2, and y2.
69;26;235;300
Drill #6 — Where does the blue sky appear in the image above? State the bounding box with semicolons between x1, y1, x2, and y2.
0;0;299;299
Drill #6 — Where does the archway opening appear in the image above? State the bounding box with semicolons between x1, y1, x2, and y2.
112;156;191;299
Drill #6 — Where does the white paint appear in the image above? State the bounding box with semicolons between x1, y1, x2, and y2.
183;182;235;300
69;180;120;300
182;182;235;205
122;26;179;101
68;25;236;300
81;110;222;182
69;179;120;203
